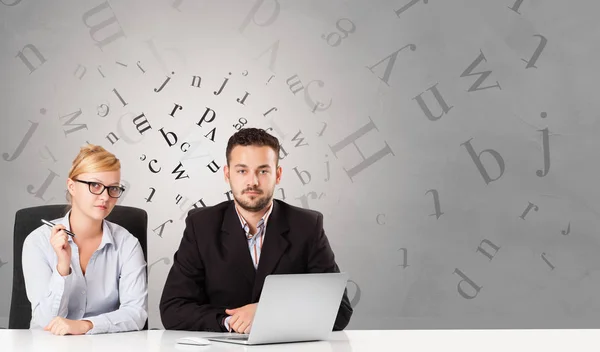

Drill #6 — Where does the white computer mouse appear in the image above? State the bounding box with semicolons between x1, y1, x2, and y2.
176;337;212;346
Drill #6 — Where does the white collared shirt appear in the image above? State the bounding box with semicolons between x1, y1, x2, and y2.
21;211;148;334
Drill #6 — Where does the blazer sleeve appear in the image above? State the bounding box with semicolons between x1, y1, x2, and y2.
159;214;227;332
306;213;354;331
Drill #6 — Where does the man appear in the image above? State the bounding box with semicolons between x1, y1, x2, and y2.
159;128;352;333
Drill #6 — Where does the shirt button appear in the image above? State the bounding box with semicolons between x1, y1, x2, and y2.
81;290;86;295
79;309;84;314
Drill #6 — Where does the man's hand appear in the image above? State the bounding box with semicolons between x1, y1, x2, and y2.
225;303;258;334
44;317;93;335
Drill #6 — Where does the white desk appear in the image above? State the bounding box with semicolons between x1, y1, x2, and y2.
0;329;596;352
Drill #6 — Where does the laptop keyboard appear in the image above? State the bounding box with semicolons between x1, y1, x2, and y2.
225;335;249;340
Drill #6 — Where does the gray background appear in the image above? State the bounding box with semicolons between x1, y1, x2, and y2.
1;0;599;329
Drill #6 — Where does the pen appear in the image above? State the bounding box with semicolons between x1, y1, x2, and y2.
41;219;76;237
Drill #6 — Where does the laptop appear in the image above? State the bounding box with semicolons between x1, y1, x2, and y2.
207;272;349;345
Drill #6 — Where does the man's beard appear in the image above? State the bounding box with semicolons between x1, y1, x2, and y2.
233;187;274;212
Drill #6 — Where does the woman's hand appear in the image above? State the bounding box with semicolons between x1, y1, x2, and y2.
44;317;93;335
49;224;71;276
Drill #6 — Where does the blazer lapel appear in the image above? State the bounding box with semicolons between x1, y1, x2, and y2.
221;202;256;285
253;200;290;299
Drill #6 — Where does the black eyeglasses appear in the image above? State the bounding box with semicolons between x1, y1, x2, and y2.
74;179;125;198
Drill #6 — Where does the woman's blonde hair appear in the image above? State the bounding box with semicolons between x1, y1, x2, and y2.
66;144;120;203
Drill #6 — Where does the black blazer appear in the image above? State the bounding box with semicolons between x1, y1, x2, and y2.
159;199;353;332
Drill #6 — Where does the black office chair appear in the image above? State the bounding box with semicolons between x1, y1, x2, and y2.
9;204;148;330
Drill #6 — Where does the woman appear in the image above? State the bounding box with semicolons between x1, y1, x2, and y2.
22;144;147;335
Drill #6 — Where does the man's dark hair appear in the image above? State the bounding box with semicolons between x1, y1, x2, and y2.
226;128;280;165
